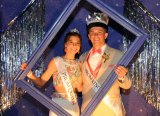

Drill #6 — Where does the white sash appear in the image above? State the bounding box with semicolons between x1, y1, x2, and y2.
84;67;101;92
84;63;120;115
54;57;77;104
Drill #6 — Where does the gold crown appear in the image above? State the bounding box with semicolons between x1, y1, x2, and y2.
86;12;109;29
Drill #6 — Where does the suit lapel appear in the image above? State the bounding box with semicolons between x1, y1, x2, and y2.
82;45;122;86
96;45;117;85
83;51;97;95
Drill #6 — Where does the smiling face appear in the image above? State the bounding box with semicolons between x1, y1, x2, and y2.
64;35;81;55
88;26;108;49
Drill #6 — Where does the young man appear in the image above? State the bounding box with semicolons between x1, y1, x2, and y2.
80;12;131;116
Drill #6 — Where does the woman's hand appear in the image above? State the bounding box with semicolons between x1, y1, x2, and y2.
20;62;33;78
20;62;27;70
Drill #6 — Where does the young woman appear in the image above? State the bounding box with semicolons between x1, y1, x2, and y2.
21;29;82;116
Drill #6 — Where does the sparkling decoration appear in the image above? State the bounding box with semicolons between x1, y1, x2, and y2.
86;12;109;26
123;0;160;112
0;0;45;112
70;28;79;34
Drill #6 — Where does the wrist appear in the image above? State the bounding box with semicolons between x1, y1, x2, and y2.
118;76;126;83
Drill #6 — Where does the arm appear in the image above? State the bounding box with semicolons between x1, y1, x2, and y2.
76;76;83;92
20;59;57;87
76;62;83;92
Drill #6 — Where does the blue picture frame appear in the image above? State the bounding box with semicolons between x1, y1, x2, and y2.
15;0;148;115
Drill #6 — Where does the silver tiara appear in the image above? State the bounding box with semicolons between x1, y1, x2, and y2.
86;12;109;26
70;28;79;34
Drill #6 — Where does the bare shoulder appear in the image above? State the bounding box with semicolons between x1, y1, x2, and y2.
48;58;55;65
47;58;57;71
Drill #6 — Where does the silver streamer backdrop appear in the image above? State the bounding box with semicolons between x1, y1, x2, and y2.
0;0;45;111
123;0;160;112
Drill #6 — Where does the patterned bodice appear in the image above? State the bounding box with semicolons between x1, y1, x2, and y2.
53;57;81;87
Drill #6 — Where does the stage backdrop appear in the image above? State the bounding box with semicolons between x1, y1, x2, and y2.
0;0;160;116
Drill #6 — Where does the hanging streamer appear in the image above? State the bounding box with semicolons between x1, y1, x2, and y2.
0;0;45;111
123;0;160;112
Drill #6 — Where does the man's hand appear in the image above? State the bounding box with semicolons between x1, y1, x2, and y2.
115;65;128;81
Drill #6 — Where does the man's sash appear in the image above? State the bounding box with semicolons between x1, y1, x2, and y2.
84;66;100;92
54;57;77;104
84;61;120;115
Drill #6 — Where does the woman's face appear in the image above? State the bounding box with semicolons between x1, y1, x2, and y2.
65;35;81;55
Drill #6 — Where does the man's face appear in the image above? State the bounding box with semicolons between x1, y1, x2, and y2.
88;26;108;48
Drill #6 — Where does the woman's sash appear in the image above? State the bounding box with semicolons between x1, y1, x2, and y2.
54;57;77;104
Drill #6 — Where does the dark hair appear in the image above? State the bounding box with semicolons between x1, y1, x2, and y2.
64;31;82;44
87;22;108;32
64;31;82;57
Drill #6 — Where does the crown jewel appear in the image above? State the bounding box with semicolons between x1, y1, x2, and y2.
70;28;79;34
86;12;109;26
